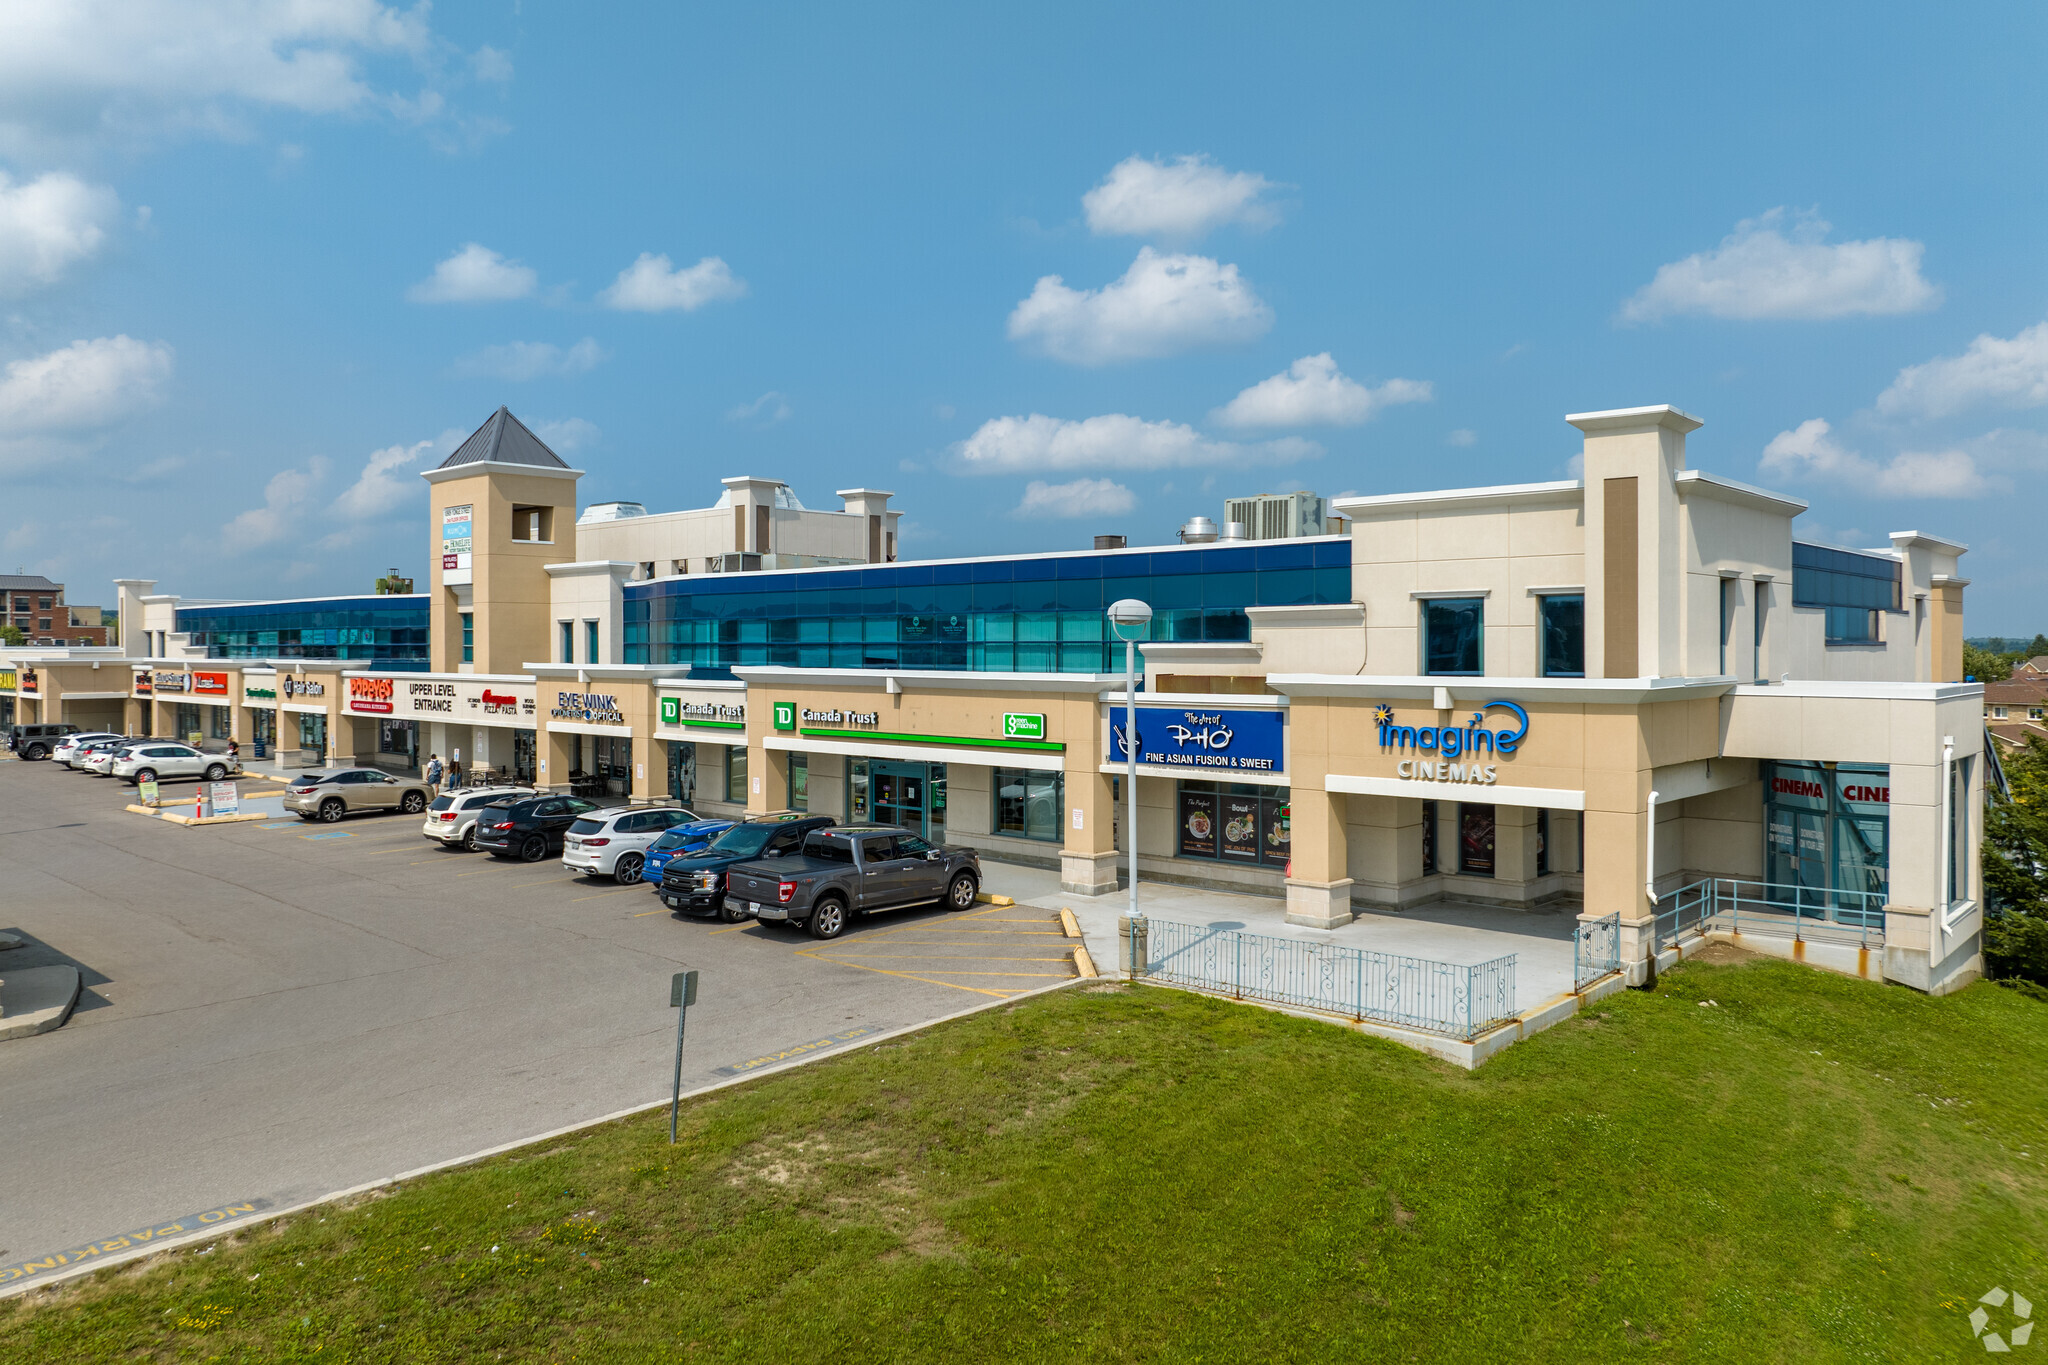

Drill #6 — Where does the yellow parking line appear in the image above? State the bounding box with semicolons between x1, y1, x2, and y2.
709;922;755;934
793;947;1016;998
569;887;638;903
811;954;1075;964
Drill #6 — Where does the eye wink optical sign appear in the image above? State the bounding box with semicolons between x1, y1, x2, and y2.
1109;706;1284;773
552;690;625;725
1374;701;1528;785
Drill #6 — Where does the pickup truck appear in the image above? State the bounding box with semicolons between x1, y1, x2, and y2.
656;812;837;919
724;824;982;939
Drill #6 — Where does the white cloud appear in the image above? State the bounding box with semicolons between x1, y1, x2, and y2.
726;391;791;425
0;170;119;292
1620;209;1939;322
1014;477;1136;519
599;253;746;312
529;416;599;454
225;458;328;546
1875;320;2048;419
1007;247;1271;365
0;0;469;156
955;412;1319;474
449;337;604;381
334;439;434;519
471;46;514;82
1446;428;1477;447
1210;354;1432;429
408;243;536;303
0;334;172;431
1082;154;1279;240
1759;417;1994;499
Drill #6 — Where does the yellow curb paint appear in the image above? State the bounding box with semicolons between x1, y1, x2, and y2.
1059;908;1081;938
1073;944;1097;978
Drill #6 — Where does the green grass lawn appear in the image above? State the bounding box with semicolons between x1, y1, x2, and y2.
5;954;2046;1363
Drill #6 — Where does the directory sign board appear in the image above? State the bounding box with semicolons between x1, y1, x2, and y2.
441;504;474;586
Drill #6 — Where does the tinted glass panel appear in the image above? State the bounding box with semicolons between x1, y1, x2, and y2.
1423;598;1484;675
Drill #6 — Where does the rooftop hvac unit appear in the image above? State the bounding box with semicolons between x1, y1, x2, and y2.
713;553;763;573
1224;491;1327;540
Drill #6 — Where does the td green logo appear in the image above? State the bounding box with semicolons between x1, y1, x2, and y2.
773;702;796;731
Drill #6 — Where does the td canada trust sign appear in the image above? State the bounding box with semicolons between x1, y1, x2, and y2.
1374;701;1529;786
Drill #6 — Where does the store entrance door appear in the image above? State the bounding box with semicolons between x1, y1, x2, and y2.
869;760;948;840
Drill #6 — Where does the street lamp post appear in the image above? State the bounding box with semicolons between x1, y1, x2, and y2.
1106;599;1153;942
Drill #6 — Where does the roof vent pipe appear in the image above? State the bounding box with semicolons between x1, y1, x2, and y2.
1094;534;1127;550
1179;516;1218;544
1219;520;1249;542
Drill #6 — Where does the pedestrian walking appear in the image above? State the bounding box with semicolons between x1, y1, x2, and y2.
425;753;443;789
448;757;463;790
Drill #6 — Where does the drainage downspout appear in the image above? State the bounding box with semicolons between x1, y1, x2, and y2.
1938;734;1956;937
1645;790;1660;906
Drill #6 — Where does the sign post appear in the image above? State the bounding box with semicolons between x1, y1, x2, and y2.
668;969;700;1144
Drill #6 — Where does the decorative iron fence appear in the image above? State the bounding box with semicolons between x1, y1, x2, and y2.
1573;913;1621;988
1656;878;1888;951
1133;918;1517;1040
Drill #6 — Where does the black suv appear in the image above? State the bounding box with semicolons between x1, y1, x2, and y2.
657;812;837;920
8;723;81;760
473;793;605;861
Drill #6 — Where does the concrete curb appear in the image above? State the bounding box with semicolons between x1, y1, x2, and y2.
1073;944;1098;979
123;804;269;827
0;965;81;1041
0;973;1090;1300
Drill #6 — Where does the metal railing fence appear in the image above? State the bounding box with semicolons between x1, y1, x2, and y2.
1656;878;1888;951
1133;918;1516;1041
1573;913;1621;989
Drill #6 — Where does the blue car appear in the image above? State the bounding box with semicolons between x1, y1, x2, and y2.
643;816;738;885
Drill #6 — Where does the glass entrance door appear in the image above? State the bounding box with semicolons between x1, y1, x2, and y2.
871;760;927;836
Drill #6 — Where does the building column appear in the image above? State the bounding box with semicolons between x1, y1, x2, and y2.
1580;806;1655;982
1285;787;1354;928
747;740;789;815
1060;768;1118;895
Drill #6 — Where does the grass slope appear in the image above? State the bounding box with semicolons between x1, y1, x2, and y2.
4;957;2045;1363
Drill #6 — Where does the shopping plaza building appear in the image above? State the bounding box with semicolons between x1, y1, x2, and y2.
0;403;1987;993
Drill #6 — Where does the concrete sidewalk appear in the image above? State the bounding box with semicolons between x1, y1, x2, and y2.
977;860;1580;1007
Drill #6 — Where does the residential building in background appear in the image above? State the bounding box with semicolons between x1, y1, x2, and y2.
2;574;108;646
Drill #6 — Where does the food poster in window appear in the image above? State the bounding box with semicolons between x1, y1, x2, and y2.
1178;789;1218;859
1260;796;1291;867
1218;794;1262;862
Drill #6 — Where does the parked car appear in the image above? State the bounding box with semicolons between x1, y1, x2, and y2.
81;738;167;776
641;815;740;886
472;793;604;861
724;824;977;939
656;812;837;919
561;805;701;883
283;768;434;822
113;742;233;786
7;723;80;760
421;785;536;850
53;731;125;768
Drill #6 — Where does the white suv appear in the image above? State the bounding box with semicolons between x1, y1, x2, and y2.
54;732;125;768
562;806;698;883
113;743;231;785
422;785;536;851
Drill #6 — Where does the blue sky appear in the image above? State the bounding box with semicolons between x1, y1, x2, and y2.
4;3;2045;629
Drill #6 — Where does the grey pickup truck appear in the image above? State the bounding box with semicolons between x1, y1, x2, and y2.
724;824;983;939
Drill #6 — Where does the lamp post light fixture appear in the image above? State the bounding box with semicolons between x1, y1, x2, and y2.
1106;598;1152;935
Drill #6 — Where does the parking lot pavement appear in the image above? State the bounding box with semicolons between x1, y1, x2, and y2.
0;762;1074;1273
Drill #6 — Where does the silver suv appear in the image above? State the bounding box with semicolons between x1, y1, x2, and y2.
422;785;537;850
284;769;434;823
113;743;233;786
561;805;697;883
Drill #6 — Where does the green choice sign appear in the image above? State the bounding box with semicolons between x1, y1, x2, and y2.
1003;712;1046;741
773;701;797;731
245;686;277;699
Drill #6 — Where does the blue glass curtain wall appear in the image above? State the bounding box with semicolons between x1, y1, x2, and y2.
623;540;1352;674
1791;543;1901;644
175;596;431;665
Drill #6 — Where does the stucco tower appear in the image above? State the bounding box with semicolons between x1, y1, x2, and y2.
421;407;583;674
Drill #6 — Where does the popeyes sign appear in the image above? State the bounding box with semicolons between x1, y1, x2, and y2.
348;676;395;714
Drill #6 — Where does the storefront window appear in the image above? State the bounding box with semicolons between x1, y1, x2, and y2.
1540;595;1584;677
789;752;808;811
1764;760;1890;912
175;703;201;744
667;741;697;804
1421;800;1437;874
209;706;231;740
297;712;327;755
1423;598;1483;675
848;757;869;820
727;745;748;804
1536;808;1550;875
593;736;632;797
1459;804;1496;877
513;729;537;786
1176;781;1289;867
995;767;1063;842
